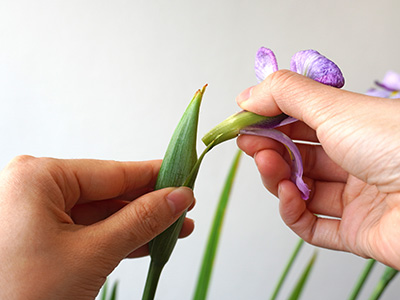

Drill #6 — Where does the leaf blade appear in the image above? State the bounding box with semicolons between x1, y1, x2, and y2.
193;150;242;300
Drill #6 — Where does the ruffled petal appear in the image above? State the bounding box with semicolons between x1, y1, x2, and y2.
255;47;278;83
290;50;345;88
240;127;310;200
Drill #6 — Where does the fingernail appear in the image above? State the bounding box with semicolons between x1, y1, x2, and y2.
278;182;284;199
166;187;194;216
236;86;254;107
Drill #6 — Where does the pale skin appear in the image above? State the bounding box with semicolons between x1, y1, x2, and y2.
236;69;400;270
0;156;195;299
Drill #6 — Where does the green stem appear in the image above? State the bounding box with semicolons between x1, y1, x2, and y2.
142;261;164;300
183;140;216;188
348;259;376;300
368;266;398;300
202;111;289;147
270;239;304;300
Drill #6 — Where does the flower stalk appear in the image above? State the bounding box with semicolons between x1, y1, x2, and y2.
202;111;295;147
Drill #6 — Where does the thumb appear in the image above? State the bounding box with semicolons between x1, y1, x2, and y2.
76;186;194;262
237;69;362;131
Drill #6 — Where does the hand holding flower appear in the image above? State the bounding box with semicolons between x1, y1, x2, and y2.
237;69;400;270
0;156;195;299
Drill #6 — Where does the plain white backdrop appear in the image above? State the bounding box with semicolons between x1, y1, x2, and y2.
1;1;400;299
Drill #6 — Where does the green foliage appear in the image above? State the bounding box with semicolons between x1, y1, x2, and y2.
348;259;376;300
100;280;118;300
287;251;318;300
368;266;398;300
270;239;304;300
193;150;242;300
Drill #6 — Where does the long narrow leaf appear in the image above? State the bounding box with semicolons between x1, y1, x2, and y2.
100;280;108;300
193;150;242;300
287;251;318;300
270;239;304;300
99;280;118;300
109;281;118;300
348;259;376;300
368;266;398;300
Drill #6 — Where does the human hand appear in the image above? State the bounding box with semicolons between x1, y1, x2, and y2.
0;156;195;300
236;69;400;270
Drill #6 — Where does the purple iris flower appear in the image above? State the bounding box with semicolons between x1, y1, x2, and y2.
366;70;400;99
203;47;345;200
255;48;345;88
246;47;344;200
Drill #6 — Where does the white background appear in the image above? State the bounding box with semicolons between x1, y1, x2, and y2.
1;1;400;299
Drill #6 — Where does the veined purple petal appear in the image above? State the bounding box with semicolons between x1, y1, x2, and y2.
240;127;309;200
240;127;310;200
255;47;278;83
290;50;345;88
375;70;400;91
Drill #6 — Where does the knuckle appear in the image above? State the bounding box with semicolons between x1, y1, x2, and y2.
5;155;38;179
8;155;36;167
8;155;55;172
131;201;165;239
2;156;59;194
268;69;298;96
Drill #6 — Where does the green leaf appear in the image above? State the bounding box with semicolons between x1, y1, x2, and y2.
109;281;118;300
193;150;242;300
348;259;376;300
142;86;206;300
270;239;304;300
100;280;108;300
368;266;398;300
100;280;118;300
287;251;318;300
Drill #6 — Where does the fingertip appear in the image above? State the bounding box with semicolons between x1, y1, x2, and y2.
236;86;254;107
166;187;194;217
179;218;195;238
236;135;254;157
237;73;286;116
278;180;306;226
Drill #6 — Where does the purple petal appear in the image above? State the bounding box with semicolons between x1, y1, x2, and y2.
375;70;400;91
250;113;298;129
240;127;310;200
365;88;392;98
290;50;345;88
390;92;400;99
365;88;400;99
255;47;278;83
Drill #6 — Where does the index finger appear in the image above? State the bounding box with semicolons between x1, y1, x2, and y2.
49;158;162;209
